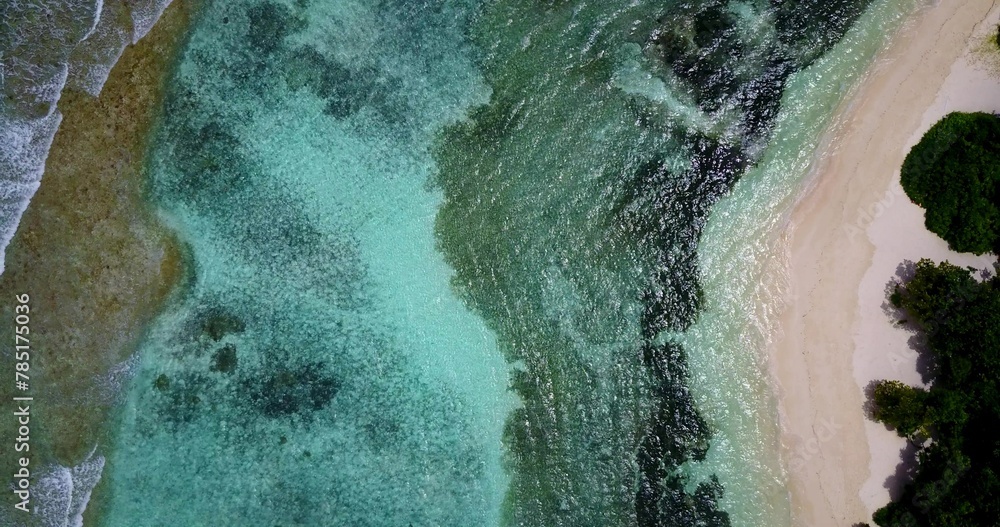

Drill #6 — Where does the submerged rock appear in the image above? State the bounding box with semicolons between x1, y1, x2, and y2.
210;344;238;374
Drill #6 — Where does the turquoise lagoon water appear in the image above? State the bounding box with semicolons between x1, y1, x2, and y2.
0;0;927;525
101;2;514;525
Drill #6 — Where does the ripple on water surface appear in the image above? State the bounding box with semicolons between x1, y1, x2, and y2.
92;0;922;526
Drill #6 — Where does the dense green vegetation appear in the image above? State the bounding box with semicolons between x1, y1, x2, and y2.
871;380;930;438
899;112;1000;255
870;259;1000;526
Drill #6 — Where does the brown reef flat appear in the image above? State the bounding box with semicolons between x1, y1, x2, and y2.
0;0;194;516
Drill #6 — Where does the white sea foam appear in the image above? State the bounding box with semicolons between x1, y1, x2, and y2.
81;0;105;42
32;467;72;527
66;1;131;96
33;449;106;527
0;0;174;274
89;352;141;405
67;452;105;527
0;108;60;274
131;0;174;43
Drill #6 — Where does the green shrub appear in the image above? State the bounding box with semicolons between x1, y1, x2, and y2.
872;380;930;437
900;112;1000;255
871;260;1000;526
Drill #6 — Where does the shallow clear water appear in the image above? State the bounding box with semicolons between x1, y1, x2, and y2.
681;1;924;524
100;2;514;525
0;0;925;525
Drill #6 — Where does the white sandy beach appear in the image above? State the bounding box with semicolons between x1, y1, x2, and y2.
772;1;1000;525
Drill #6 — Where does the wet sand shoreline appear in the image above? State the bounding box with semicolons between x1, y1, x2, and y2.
771;2;1000;525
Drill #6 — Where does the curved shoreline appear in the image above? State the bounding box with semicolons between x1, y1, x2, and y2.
772;1;1000;525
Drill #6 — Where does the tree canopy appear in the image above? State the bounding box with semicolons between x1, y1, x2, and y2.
871;259;1000;526
900;112;1000;255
